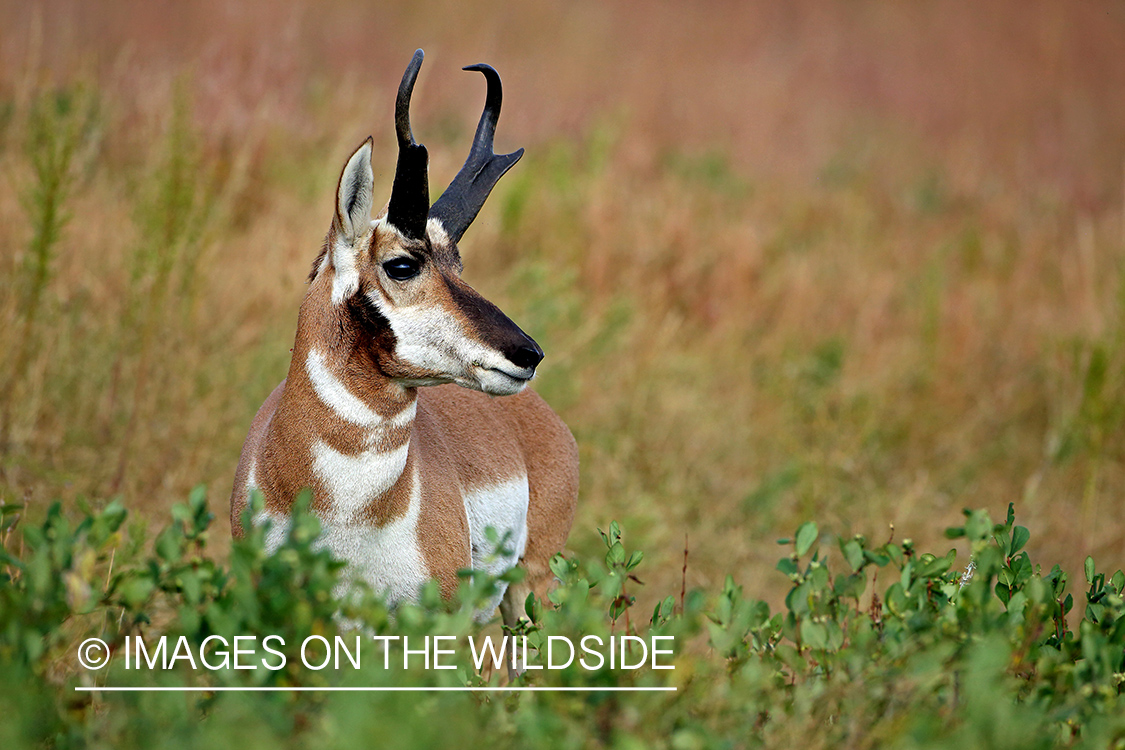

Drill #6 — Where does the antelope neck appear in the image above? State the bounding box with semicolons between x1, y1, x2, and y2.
277;294;421;512
300;344;417;431
290;283;419;433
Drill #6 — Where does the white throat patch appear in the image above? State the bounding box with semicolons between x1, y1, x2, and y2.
305;348;417;429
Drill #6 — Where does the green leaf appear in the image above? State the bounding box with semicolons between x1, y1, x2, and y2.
651;595;675;625
1010;526;1030;555
773;643;804;671
178;570;202;604
795;522;818;557
606;541;626;566
154;527;183;562
1084;556;1095;583
786;581;812;616
842;539;865;572
799;619;828;650
0;510;21;532
993;530;1011;557
864;549;891;567
499;566;526;583
914;550;955;578
776;558;799;577
964;510;992;541
118;575;155;608
834;572;867;600
189;483;207;513
548;553;571;581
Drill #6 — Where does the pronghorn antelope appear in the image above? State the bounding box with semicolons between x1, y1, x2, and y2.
230;50;578;626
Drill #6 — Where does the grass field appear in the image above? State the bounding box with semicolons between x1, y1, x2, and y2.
1;0;1124;617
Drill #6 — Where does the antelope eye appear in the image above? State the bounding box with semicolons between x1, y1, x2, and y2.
383;257;421;281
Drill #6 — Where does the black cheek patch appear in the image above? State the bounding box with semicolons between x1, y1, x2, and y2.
344;285;398;361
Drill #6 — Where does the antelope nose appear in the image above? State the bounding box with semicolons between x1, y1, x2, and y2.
509;341;544;370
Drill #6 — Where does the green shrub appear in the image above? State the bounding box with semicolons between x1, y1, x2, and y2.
0;494;1122;749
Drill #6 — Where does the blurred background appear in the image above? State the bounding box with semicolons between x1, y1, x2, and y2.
1;0;1123;604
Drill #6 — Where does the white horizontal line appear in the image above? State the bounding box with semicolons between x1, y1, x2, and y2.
75;686;676;693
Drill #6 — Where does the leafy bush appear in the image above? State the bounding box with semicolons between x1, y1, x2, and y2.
1;494;1123;749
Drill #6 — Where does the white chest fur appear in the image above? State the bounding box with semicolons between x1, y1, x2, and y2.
252;461;430;606
464;475;530;619
318;461;429;604
252;471;530;617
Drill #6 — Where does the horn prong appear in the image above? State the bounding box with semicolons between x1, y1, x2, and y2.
430;63;523;244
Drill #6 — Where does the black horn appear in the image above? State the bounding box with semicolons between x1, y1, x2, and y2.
386;49;430;240
429;64;524;244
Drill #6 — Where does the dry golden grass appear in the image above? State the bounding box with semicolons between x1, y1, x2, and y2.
1;0;1124;608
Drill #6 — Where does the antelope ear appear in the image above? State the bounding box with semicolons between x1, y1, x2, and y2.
335;137;374;242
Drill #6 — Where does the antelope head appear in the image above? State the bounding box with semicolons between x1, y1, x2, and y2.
316;49;541;396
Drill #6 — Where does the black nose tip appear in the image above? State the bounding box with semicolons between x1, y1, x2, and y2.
508;341;544;370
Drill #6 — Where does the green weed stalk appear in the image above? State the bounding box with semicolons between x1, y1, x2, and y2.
1;85;96;455
109;81;220;491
